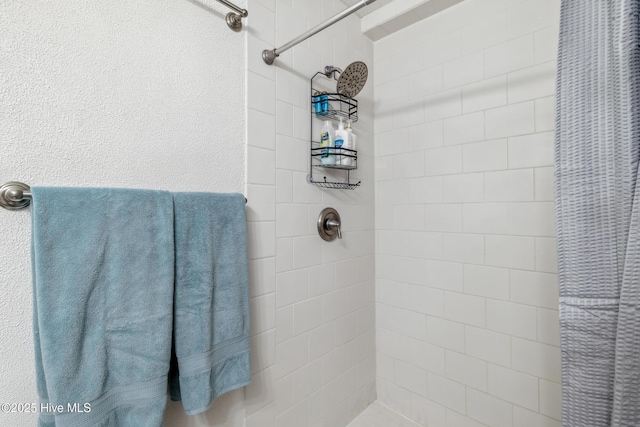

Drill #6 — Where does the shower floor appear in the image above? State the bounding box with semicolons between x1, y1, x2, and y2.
347;402;422;427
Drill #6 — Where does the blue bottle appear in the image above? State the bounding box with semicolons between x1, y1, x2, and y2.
313;91;323;115
320;92;329;115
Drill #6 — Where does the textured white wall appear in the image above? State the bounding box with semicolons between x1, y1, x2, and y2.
0;1;244;425
374;0;562;425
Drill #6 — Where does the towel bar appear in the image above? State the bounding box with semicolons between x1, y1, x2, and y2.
0;181;247;210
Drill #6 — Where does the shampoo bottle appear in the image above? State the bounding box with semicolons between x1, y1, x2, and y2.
320;120;336;165
313;91;323;115
335;118;349;166
343;120;357;166
320;92;329;115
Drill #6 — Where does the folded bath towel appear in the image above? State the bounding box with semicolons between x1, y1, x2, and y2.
31;187;175;427
170;192;250;415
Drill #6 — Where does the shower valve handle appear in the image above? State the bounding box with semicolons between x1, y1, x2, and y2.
326;218;342;239
317;208;342;241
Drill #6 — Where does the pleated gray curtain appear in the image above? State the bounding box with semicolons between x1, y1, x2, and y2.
555;1;640;426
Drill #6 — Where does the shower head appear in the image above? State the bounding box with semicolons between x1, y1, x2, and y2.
323;62;369;98
336;61;368;98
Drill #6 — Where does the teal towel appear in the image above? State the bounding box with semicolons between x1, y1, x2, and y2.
170;192;251;415
31;187;174;427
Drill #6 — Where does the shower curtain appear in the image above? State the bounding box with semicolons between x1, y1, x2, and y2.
555;1;640;426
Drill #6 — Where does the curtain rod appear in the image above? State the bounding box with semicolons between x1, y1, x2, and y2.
0;181;247;210
262;0;377;65
214;0;248;32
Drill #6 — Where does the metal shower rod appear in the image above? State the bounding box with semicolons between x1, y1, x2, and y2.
262;0;377;65
214;0;249;32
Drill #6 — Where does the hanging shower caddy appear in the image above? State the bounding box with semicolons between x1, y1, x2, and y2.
307;66;363;190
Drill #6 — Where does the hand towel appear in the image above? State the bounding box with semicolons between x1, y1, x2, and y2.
170;192;250;415
31;187;174;427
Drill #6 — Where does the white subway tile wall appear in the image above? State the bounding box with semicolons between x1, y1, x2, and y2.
246;0;376;426
374;0;561;426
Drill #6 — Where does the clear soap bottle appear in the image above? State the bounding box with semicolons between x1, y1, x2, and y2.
335;118;349;167
343;120;357;166
319;120;336;165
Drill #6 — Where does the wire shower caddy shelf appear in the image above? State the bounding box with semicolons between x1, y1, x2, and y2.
308;70;361;190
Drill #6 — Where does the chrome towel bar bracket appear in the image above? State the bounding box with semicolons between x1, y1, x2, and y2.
0;181;247;210
0;182;31;210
